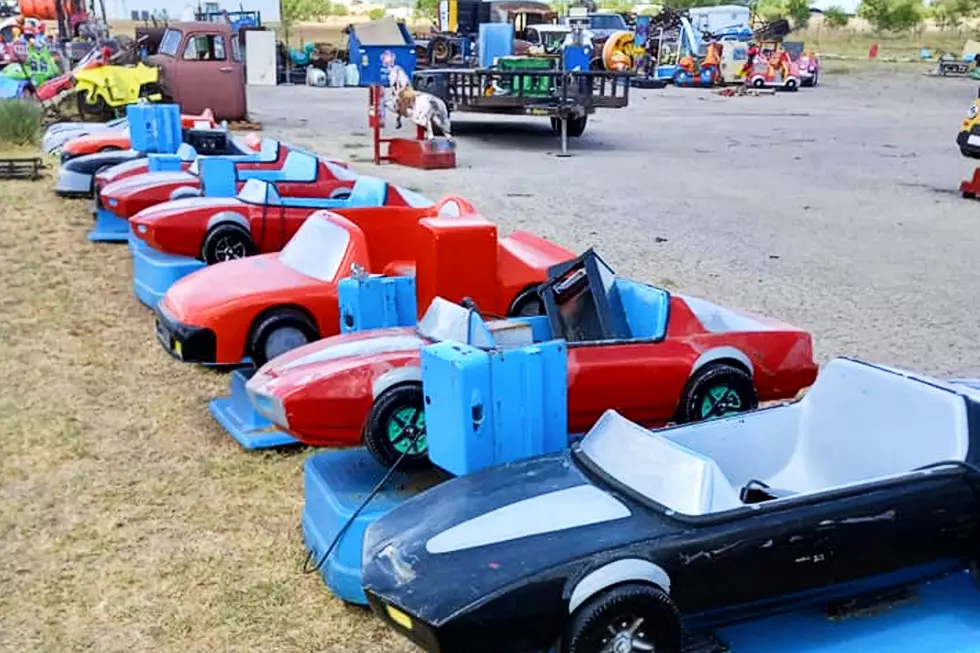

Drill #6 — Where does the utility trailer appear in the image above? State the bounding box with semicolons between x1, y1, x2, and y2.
413;68;629;154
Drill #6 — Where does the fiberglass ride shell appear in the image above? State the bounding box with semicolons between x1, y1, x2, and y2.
130;174;416;266
154;198;552;367
957;94;980;159
42;116;128;155
55;126;254;199
362;358;980;653
59;108;216;161
98;143;351;221
245;250;816;468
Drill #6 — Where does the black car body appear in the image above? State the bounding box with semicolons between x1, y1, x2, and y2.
54;128;251;199
363;358;980;653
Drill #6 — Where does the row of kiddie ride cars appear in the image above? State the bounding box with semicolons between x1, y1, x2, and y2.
51;102;980;653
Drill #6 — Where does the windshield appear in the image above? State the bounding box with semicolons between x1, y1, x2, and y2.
158;28;182;57
279;217;350;282
416;298;474;342
578;411;740;517
589;14;626;30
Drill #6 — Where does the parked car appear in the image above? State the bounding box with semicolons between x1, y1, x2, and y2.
147;21;248;121
154;195;547;367
747;50;801;91
957;92;980;159
246;250;816;468
363;357;980;653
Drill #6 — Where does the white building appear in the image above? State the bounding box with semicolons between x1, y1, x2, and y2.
103;0;280;24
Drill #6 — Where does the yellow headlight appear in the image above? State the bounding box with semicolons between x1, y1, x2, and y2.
386;605;413;630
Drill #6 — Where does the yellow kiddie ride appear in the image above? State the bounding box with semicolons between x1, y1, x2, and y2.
73;62;162;119
957;89;980;199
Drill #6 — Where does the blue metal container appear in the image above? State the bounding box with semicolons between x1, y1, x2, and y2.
338;274;416;334
348;21;417;87
126;103;182;154
478;22;513;68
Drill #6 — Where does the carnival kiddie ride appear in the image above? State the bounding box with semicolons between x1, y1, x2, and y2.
91;143;353;242
152;202;573;370
54;104;238;199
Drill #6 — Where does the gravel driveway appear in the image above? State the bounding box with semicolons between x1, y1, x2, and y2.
247;71;980;377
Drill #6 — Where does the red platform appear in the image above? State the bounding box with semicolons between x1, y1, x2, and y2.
960;167;980;199
369;85;456;170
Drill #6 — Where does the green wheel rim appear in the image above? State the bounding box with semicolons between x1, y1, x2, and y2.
700;386;742;419
386;406;427;455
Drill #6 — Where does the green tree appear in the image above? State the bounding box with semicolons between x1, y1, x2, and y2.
368;7;385;19
280;0;318;47
822;5;850;27
786;0;811;27
415;0;438;21
857;0;924;32
929;0;977;30
754;0;789;21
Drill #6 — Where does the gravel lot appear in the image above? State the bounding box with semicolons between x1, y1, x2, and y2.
250;71;980;377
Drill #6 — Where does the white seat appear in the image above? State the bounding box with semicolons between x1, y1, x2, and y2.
762;359;970;495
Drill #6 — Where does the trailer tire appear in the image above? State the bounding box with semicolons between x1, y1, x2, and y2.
551;116;588;138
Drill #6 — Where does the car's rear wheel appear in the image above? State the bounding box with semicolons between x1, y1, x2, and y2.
364;383;430;470
564;583;682;653
752;77;765;88
201;222;255;265
677;363;758;423
248;307;319;367
785;78;799;91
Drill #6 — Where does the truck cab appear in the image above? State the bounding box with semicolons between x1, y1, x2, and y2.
148;21;247;121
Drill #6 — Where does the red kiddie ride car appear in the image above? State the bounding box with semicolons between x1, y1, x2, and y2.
154;196;567;367
245;250;818;468
99;144;352;223
60;108;217;161
132;174;417;265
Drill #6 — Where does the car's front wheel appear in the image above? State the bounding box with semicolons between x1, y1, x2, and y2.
676;362;758;423
507;285;546;317
248;308;319;367
201;221;256;265
364;383;430;470
564;583;682;653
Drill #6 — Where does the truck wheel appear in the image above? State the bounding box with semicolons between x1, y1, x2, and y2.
752;77;765;88
364;384;430;470
507;286;545;317
248;308;319;367
76;91;108;118
676;363;758;423
201;222;255;265
785;78;799;91
550;116;588;137
564;583;682;653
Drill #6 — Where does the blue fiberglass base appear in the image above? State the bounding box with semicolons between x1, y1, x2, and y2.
208;368;299;450
302;448;443;605
86;208;130;243
131;240;205;309
707;571;980;653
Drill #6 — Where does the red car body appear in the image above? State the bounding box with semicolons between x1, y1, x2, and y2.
61;109;217;158
245;283;816;451
153;203;570;366
131;174;415;263
99;144;351;220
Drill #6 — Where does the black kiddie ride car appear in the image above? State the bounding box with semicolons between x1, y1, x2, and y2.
362;358;980;653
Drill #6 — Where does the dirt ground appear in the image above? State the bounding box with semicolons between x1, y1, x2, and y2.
1;67;979;653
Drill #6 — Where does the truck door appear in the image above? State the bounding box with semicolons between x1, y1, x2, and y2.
176;30;246;120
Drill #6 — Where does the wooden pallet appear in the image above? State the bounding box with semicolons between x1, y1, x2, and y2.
0;157;45;181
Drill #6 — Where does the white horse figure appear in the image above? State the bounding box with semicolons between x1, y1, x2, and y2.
384;65;454;143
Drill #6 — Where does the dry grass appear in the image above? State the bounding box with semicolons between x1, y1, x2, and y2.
0;148;410;652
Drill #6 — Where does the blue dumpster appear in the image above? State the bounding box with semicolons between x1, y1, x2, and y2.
347;17;417;86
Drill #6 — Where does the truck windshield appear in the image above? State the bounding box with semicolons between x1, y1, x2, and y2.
158;29;182;57
589;14;626;30
279;217;351;283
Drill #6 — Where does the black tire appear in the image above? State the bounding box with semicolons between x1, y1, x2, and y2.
507;286;546;317
752;77;765;88
550;116;588;138
364;384;429;470
785;78;799;92
964;191;977;200
201;222;256;265
676;363;758;423
76;91;109;119
139;82;162;100
247;308;319;367
564;583;682;653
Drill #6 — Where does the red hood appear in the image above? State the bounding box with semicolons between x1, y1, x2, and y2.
257;327;424;379
132;196;245;225
102;171;199;200
162;254;322;324
98;158;152;186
